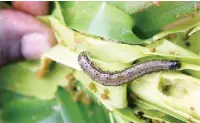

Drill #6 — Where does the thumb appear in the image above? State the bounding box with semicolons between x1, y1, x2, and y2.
0;9;55;66
21;32;52;60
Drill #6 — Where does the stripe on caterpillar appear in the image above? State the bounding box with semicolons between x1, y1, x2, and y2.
78;52;181;86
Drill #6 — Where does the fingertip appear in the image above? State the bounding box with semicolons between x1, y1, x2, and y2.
21;33;52;60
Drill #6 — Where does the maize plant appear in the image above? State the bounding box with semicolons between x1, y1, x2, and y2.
1;1;200;123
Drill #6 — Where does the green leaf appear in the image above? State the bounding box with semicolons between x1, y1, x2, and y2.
134;1;200;38
134;100;186;123
0;85;111;123
153;13;200;41
110;112;131;123
56;86;110;123
109;1;153;15
45;18;200;69
0;89;63;123
56;87;86;123
74;71;128;110
114;108;146;123
146;39;200;66
130;72;200;122
49;17;76;48
115;105;185;123
51;1;65;24
164;24;200;55
0;61;73;100
59;1;144;44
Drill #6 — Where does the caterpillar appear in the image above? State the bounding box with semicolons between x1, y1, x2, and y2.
78;52;181;86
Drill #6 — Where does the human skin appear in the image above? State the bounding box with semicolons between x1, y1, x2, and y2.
0;7;55;66
12;1;49;16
